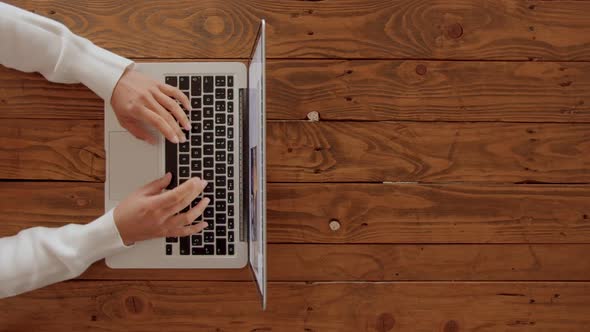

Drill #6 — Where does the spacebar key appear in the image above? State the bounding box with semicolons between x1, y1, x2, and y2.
165;139;177;189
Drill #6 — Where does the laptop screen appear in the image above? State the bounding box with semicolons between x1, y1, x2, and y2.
247;20;266;310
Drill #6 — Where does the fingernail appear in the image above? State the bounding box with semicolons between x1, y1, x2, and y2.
171;136;179;144
184;123;191;131
202;222;209;228
180;136;187;143
201;179;208;187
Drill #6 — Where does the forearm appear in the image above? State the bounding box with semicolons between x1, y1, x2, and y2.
0;2;133;102
0;210;127;299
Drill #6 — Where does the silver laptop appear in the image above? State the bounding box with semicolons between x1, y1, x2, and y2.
104;21;267;309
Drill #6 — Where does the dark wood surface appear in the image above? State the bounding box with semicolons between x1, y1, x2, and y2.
1;0;589;331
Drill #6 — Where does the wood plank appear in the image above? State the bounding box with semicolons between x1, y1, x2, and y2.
267;121;590;183
3;60;590;122
2;119;588;183
0;119;104;181
0;281;588;331
1;182;589;244
7;0;590;60
268;60;590;122
80;244;590;281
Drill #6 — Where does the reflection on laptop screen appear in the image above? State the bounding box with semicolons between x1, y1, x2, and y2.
247;20;266;310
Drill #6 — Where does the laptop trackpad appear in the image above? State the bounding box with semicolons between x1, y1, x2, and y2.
109;131;159;201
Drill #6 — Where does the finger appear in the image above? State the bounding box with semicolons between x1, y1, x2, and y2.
146;94;186;143
159;83;191;112
155;177;207;213
154;90;190;131
168;197;210;227
126;121;157;145
140;172;172;195
166;221;208;238
140;106;179;144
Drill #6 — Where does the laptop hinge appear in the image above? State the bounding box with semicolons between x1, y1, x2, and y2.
239;88;249;243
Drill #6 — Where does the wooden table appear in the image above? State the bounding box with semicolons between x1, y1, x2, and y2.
1;0;590;331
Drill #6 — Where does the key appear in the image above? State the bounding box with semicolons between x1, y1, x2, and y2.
179;76;190;90
228;192;234;203
215;76;226;87
166;237;178;243
227;89;234;100
215;113;225;124
204;232;214;243
204;95;214;106
215;176;226;187
166;244;172;255
183;91;190;100
204;132;214;143
179;141;189;152
191;197;201;207
228;179;234;190
228;166;234;177
204;207;214;218
215;88;225;99
228;244;234;255
204;144;214;155
191;160;202;171
191;123;202;134
192;173;202;182
215;138;226;149
216;238;227;255
216;188;226;199
192;247;205;255
165;139;177;190
180;236;190;255
228;128;234;138
215;163;226;174
182;129;190;140
227;114;233;125
227;76;234;87
228;140;233;151
204;120;214;131
216;151;226;162
204;106;214;117
216;226;226;237
216;201;226;211
228;218;234;229
216;213;227;224
204;244;214;255
228;154;233;163
191;111;201;122
215;101;225;112
179;166;189;178
192;234;203;246
215;126;226;137
228;231;234;242
227;101;233;113
204;169;214;180
228;205;234;217
191;76;202;96
165;76;178;87
191;148;201;159
191;98;202;109
204;182;214;193
191;135;202;146
204;76;214;93
179;154;190;165
204;157;214;168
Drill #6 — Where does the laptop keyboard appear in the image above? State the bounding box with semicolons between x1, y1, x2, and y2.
163;74;236;256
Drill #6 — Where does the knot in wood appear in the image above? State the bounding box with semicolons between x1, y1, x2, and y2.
415;64;427;76
444;320;460;332
125;296;145;315
307;111;320;122
329;219;341;231
376;313;395;331
447;23;463;39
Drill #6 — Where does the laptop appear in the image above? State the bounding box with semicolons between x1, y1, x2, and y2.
104;20;267;309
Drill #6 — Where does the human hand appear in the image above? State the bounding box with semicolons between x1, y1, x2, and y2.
113;173;210;246
111;68;191;144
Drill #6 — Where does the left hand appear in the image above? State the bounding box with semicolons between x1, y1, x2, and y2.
111;68;191;144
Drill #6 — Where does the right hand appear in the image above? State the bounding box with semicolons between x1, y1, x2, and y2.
113;173;210;246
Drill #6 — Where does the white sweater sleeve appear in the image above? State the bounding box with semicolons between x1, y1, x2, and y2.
0;210;128;299
0;2;133;101
0;3;133;298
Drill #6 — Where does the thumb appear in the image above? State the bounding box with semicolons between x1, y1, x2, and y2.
141;172;172;195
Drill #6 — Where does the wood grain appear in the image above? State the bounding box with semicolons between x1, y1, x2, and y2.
1;182;588;244
1;119;588;183
7;0;590;60
80;244;590;281
3;60;590;122
0;120;104;181
267;121;590;183
0;281;588;331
